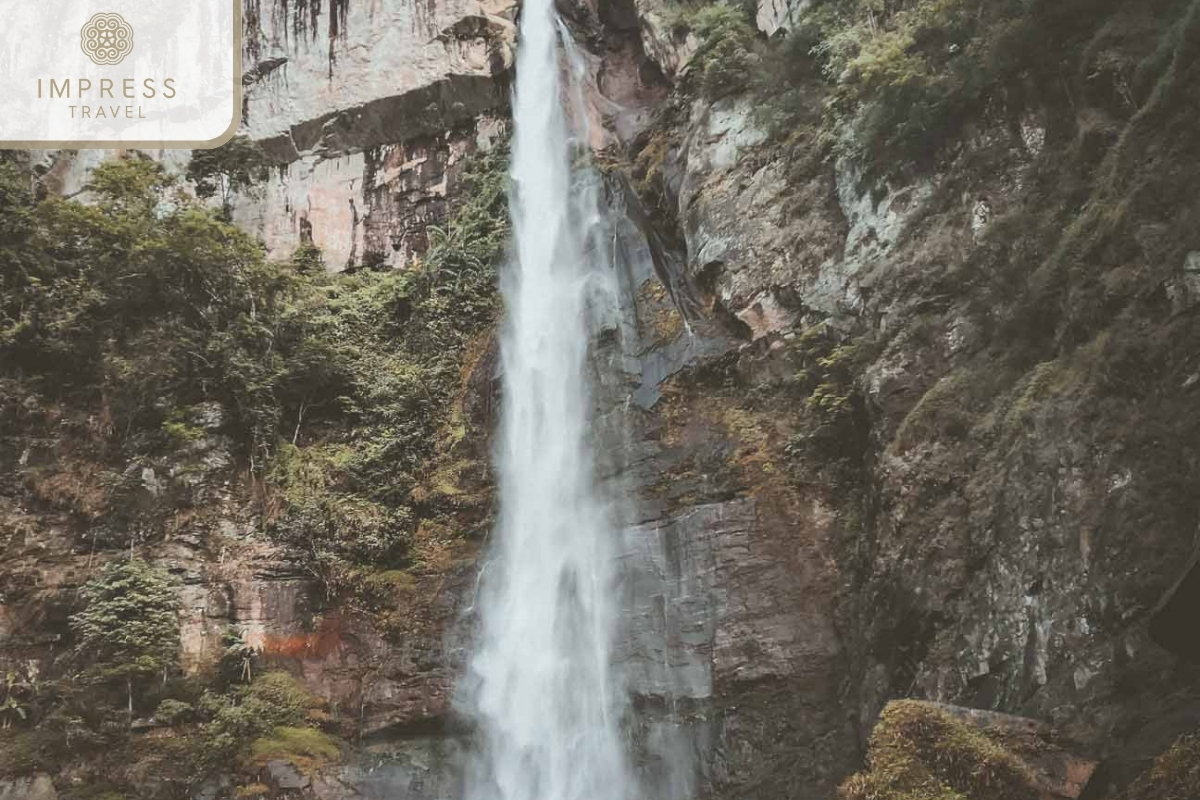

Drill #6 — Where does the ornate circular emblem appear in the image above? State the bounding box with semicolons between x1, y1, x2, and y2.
80;13;134;66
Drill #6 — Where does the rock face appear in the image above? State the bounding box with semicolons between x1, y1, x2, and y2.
233;0;517;268
240;0;516;157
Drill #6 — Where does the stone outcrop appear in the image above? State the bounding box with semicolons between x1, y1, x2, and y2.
842;700;1097;800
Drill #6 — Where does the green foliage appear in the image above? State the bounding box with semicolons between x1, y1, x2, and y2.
739;0;1191;177
685;4;758;98
261;146;508;581
196;671;329;771
0;702;120;778
2;146;508;575
186;136;272;217
817;0;1024;169
783;326;870;485
153;698;193;725
0;156;289;458
0;141;509;788
215;627;258;690
162;406;207;445
69;559;179;704
0;669;38;730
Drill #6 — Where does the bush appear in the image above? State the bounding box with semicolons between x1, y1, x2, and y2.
782;326;872;487
196;671;328;770
748;0;1160;175
153;699;193;725
685;4;758;99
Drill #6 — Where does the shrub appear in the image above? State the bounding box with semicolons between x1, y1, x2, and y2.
153;699;193;725
2;145;509;579
196;671;328;770
749;0;1145;175
686;4;758;99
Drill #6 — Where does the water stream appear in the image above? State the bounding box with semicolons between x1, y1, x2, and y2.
459;0;631;797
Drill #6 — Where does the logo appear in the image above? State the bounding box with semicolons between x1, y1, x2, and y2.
80;13;135;66
2;0;238;147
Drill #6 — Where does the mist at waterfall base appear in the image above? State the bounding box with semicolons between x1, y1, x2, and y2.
455;0;633;798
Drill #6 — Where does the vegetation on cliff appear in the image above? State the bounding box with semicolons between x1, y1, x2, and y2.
671;0;1199;179
0;141;508;794
70;560;180;718
0;144;505;577
838;702;1040;800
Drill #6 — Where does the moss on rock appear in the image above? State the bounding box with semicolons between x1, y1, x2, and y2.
839;701;1041;800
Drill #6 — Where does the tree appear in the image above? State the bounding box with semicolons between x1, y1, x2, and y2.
186;136;272;219
69;559;180;721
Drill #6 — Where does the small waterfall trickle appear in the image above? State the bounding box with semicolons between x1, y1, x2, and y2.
458;0;631;797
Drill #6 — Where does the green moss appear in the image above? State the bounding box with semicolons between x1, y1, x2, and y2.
249;726;340;770
345;568;419;611
840;701;1039;800
194;670;331;774
999;335;1103;432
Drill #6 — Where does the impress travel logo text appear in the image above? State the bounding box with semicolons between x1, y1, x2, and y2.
0;2;240;147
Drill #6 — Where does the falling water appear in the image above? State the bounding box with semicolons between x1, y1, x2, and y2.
459;0;630;795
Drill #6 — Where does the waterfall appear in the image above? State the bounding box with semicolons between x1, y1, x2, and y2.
459;0;631;796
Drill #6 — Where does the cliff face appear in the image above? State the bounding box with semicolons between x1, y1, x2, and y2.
4;0;1200;798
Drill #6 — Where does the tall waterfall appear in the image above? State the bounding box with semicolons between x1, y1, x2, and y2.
459;0;630;796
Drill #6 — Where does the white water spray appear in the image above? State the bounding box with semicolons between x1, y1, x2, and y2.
460;0;630;797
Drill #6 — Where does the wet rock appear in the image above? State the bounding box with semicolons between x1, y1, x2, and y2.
268;759;311;790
